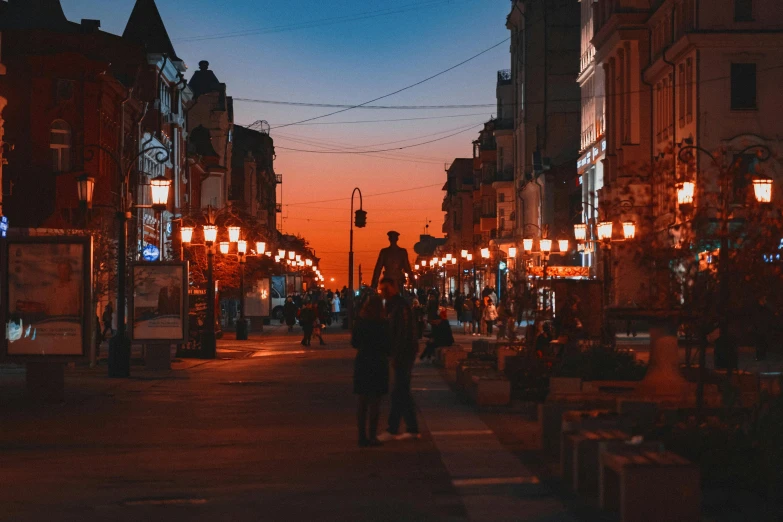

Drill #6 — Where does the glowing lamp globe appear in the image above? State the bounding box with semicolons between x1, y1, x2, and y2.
219;242;230;255
558;239;569;253
203;225;218;245
237;240;248;255
677;181;695;207
753;176;773;203
623;222;636;240
278;249;286;259
306;259;313;267
149;175;171;211
227;226;241;243
466;254;473;261
481;248;490;259
574;223;587;242
76;174;95;209
523;238;533;252
256;241;266;254
508;247;517;258
451;258;457;265
461;249;469;258
597;222;613;241
180;226;194;244
446;253;453;261
540;239;552;253
288;251;296;260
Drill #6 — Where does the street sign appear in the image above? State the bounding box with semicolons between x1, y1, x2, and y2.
142;244;160;262
0;216;9;238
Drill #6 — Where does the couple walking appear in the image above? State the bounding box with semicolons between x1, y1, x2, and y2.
352;277;419;447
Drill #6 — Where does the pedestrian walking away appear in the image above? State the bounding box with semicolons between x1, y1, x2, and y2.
284;297;298;333
377;277;420;442
101;302;113;339
351;295;390;447
299;303;316;346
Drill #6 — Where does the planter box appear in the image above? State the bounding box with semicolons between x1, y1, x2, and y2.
550;377;583;395
496;346;519;372
440;346;469;370
468;375;511;406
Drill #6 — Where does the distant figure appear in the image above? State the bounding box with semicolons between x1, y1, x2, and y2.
371;231;413;291
331;293;341;324
283;297;298;332
352;295;390;447
299;304;316;346
101;302;114;339
420;309;454;361
377;277;420;442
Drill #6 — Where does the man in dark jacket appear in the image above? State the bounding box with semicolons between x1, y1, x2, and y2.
377;277;420;441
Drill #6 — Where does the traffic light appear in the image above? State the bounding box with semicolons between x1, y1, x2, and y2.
354;209;367;228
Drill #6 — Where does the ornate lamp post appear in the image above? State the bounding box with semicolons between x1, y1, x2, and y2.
83;142;170;378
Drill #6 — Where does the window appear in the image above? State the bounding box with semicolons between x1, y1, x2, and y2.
731;63;757;110
498;193;505;203
50;120;71;172
499;208;505;218
734;0;753;21
498;147;504;170
679;64;686;126
686;58;694;121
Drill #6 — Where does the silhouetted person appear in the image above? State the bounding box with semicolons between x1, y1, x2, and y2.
371;231;412;291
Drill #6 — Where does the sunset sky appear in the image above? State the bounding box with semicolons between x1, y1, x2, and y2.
61;0;511;288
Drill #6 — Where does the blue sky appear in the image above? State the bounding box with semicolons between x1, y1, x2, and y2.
61;0;513;285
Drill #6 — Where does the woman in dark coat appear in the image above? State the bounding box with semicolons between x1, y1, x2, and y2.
351;295;390;447
283;297;297;332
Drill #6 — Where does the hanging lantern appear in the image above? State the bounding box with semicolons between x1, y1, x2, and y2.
540;239;552;252
677;181;695;207
76;174;95;209
203;225;218;245
227;226;241;243
597;221;613;241
288;251;296;260
753;175;773;203
180;226;194;244
623;222;636;240
523;238;533;252
149;175;171;211
558;239;569;253
574;223;587;242
256;241;266;254
219;242;230;255
508;247;517;258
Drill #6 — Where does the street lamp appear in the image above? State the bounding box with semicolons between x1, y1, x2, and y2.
597;221;614;242
558;239;569;253
256;241;266;255
203;225;218;245
461;249;469;258
236;240;249;340
508;247;517;259
481;248;490;259
574;223;587;242
149;176;172;260
228;226;241;243
622;222;636;240
677;181;695;206
76;174;95;209
288;251;296;260
523;238;533;252
180;226;194;244
753;175;773;203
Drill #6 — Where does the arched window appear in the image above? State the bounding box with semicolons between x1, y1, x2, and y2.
50;120;71;172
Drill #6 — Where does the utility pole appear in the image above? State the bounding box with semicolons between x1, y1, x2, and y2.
348;188;365;330
358;264;363;288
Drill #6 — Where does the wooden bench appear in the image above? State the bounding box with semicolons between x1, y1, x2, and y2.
600;447;700;522
561;429;629;497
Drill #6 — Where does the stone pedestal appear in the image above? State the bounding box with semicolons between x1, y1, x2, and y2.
145;343;171;371
26;362;65;402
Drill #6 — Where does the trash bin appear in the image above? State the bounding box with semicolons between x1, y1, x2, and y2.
236;318;250;340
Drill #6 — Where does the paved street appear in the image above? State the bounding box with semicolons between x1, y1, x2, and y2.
0;324;583;522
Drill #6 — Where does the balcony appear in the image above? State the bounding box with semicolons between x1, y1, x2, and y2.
580;46;595;75
275;174;283;184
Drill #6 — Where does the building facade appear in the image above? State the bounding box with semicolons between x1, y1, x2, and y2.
123;0;193;261
493;69;516;245
0;2;7;215
577;0;606;273
592;0;783;307
231;124;278;238
187;59;233;211
507;0;582;250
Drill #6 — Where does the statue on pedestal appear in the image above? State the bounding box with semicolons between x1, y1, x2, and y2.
371;231;412;291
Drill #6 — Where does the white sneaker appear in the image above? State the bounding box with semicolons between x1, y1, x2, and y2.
376;431;397;442
396;432;421;441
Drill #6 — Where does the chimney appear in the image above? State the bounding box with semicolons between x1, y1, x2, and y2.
81;19;101;33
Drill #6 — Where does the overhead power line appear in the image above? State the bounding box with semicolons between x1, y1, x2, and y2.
269;37;511;130
261;113;491;127
286;183;444;206
236;99;496;110
275;123;483;154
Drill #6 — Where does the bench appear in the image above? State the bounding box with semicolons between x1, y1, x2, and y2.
600;447;700;522
562;429;628;497
468;374;511;406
